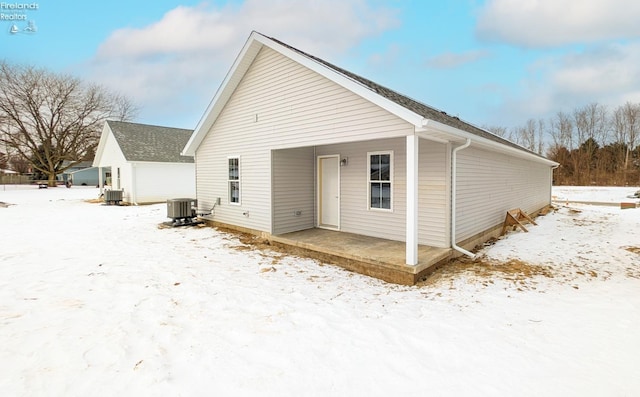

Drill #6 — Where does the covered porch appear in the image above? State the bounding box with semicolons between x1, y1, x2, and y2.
271;133;463;273
269;228;452;285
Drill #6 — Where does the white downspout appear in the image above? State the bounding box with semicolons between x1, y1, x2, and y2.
550;164;559;204
451;138;475;258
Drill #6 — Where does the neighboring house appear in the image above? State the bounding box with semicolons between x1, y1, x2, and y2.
59;161;107;186
93;120;195;204
182;32;557;273
53;161;88;183
65;166;110;186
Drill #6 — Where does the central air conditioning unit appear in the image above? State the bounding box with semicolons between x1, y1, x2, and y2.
104;189;123;205
166;198;201;227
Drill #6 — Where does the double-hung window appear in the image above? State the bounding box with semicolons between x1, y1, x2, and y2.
368;151;392;210
228;157;240;204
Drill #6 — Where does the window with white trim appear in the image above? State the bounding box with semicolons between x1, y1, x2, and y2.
228;157;240;204
368;151;392;210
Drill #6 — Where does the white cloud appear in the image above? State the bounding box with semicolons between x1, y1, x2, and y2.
490;42;640;127
549;44;640;96
476;0;640;47
426;49;490;69
86;0;399;127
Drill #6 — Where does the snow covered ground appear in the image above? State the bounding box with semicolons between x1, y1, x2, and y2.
0;184;639;396
552;185;639;203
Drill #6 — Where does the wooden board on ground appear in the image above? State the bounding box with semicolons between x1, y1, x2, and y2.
501;208;537;236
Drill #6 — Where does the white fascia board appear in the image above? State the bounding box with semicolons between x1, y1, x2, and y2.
422;119;558;166
414;127;450;144
182;32;264;156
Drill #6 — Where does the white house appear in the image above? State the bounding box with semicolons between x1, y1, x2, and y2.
182;32;557;282
93;120;195;204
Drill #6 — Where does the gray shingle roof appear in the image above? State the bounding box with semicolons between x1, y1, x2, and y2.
107;120;194;163
267;35;545;159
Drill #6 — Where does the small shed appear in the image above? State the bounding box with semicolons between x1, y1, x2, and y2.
93;120;195;204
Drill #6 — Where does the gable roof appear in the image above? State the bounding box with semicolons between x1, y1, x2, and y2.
106;120;194;163
62;160;93;169
183;31;555;166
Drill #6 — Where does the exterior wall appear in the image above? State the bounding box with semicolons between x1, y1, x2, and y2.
455;146;552;243
316;138;406;241
94;128;127;168
120;164;134;202
272;147;315;234
67;167;100;186
315;137;449;247
195;46;413;233
418;139;450;248
132;162;196;204
93;128;130;197
193;43;553;246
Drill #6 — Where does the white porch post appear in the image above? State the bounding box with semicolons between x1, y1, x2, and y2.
406;135;419;265
98;167;104;195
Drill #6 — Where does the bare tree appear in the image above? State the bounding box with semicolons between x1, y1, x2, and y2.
481;125;509;138
547;111;575;183
9;156;30;174
0;61;138;186
510;118;545;154
619;102;639;170
612;104;630;171
572;103;608;183
0;150;6;170
550;111;574;150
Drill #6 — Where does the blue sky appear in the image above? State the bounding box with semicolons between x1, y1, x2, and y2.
2;0;640;131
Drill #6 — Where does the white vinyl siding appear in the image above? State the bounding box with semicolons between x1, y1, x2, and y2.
316;138;406;242
228;157;240;205
193;43;552;244
272;147;315;234
133;162;196;204
316;138;449;246
418;140;449;248
455;146;552;243
93;127;131;200
195;46;413;232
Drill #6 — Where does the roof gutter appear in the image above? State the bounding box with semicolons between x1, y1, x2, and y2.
423;119;558;167
451;139;475;259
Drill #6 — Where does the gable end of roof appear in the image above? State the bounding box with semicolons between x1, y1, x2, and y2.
183;31;555;165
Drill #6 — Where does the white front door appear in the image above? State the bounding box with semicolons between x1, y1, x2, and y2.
318;155;340;229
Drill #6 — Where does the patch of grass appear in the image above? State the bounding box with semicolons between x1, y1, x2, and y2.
419;256;555;289
624;246;640;255
623;247;640;278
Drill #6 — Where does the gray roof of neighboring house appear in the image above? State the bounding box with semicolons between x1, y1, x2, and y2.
107;120;194;163
268;35;545;159
62;160;93;168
